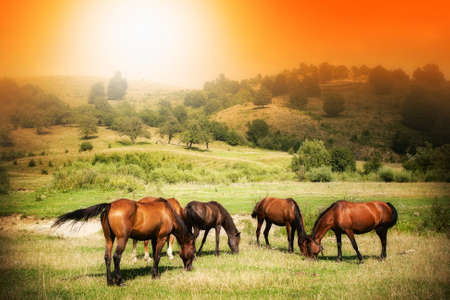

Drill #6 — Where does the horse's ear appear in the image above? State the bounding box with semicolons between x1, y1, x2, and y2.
235;232;241;237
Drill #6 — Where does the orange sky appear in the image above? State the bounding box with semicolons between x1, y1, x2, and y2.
1;0;449;88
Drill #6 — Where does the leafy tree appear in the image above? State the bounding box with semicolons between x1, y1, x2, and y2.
363;152;382;174
107;71;127;100
272;73;289;96
333;65;349;80
139;109;160;127
226;129;247;146
330;147;356;172
0;167;9;194
172;105;188;124
253;87;272;108
291;139;331;178
31;110;52;134
78;113;98;139
180;119;212;149
246;119;269;145
113;116;144;144
401;86;437;131
79;141;93;152
289;88;308;110
302;76;321;97
209;121;229;141
159;117;182;144
412;64;445;90
323;94;345;117
0;124;13;146
391;130;413;154
368;66;393;95
88;82;106;104
319;62;334;82
184;90;206;108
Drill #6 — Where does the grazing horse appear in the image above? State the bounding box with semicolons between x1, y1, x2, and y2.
184;201;241;255
303;200;397;262
251;197;307;254
53;198;195;286
131;197;183;262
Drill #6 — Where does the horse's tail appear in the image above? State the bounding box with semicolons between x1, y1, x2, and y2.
386;202;398;228
52;203;111;228
251;201;260;218
288;198;307;241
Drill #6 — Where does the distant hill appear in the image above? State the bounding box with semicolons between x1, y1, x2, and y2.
15;76;178;107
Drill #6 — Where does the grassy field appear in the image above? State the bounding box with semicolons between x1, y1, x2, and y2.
1;125;449;299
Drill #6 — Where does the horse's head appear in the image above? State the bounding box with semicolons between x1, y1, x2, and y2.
305;236;323;259
228;231;241;254
180;236;196;271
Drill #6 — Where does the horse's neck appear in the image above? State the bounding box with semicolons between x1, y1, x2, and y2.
313;214;333;242
221;213;238;235
172;215;189;243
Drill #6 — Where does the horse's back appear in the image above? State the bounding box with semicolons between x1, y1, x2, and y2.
260;197;296;225
107;199;138;237
167;198;184;216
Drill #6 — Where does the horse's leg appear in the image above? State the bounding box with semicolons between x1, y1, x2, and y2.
113;236;129;286
198;228;210;255
151;236;168;279
263;221;272;248
376;228;388;259
286;223;293;253
144;240;152;262
256;217;263;246
344;229;363;262
334;230;342;262
166;235;175;260
215;225;221;256
131;240;137;264
104;235;115;286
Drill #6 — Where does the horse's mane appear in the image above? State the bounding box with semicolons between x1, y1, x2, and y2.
312;202;337;238
159;198;192;240
210;201;239;234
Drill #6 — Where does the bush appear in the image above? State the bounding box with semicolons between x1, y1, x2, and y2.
378;167;394;182
394;170;413;182
28;159;36;167
363;152;382;174
421;199;450;234
306;166;333;182
330;147;356;172
79;142;93;152
41;169;48;175
246;119;269;145
0;124;14;146
226;130;247;146
0;167;9;194
288;88;308;110
323;94;345;117
292;139;330;179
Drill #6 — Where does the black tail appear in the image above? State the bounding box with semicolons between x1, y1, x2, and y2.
288;198;307;241
52;203;111;228
386;202;398;228
251;201;260;218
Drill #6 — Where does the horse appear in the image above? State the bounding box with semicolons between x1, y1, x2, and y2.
303;200;398;262
131;197;183;263
52;198;195;286
184;201;241;256
251;197;307;254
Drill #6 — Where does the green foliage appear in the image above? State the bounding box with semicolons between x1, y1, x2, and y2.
88;82;105;104
403;143;450;180
257;131;302;152
363;152;382;174
306;166;333;182
412;64;446;90
159;117;182;144
180;118;213;149
330;147;356;172
78;112;98;139
391;130;414;155
401;86;437;132
184;90;207;108
0;151;25;161
79;141;93;152
368;65;393;95
41;169;48;175
107;71;127;100
288;88;308;110
112;116;145;144
0;167;9;194
0;124;13;146
319;62;334;82
393;170;414;182
378;167;394;182
28;159;36;167
253;87;272;107
246;119;269;145
292;139;330;179
226;130;247;146
323;94;345;117
422;199;450;234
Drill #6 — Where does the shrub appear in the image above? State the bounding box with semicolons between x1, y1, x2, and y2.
79;142;93;152
246;119;269;145
226;130;247;146
394;170;413;182
363;152;382;174
421;199;450;234
323;94;345;117
41;169;48;175
0;124;14;146
306;166;333;182
330;147;356;172
292;139;330;179
0;167;9;194
48;161;53;167
288;88;308;110
28;159;36;167
378;167;394;182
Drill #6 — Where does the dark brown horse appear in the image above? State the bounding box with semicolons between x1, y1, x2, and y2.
251;197;307;254
184;201;241;255
303;200;397;262
53;198;195;286
131;197;183;262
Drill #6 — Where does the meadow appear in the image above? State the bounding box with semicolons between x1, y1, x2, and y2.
0;125;449;299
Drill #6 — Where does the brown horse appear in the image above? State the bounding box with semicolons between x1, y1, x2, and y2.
251;197;307;254
53;198;195;286
131;197;183;262
303;200;398;262
184;201;241;255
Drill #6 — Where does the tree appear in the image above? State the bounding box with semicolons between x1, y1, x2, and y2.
319;62;334;82
412;64;445;90
401;86;437;131
0;124;13;146
159;117;182;144
272;73;289;96
246;119;269;145
78;113;98;139
184;90;206;108
291;139;331;178
289;87;308;110
333;65;349;80
302;76;321;97
180;119;212;149
253;87;272;108
323;94;345;117
113;116;144;144
172;105;188;124
88;82;106;104
330;147;356;172
368;66;393;95
107;71;127;100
